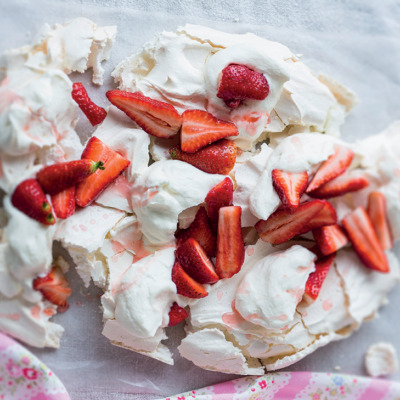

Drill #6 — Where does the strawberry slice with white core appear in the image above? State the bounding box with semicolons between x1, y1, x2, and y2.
367;192;393;250
342;206;389;273
75;137;130;207
171;261;208;299
306;145;354;193
272;169;308;211
181;109;239;153
302;200;337;233
205;177;234;231
313;224;348;256
168;302;188;326
308;170;369;199
51;187;76;219
303;253;335;303
216;206;245;279
106;90;182;139
33;266;72;307
175;238;219;284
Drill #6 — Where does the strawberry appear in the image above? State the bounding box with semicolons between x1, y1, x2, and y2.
308;171;369;199
75;137;130;207
205;177;234;231
216;206;245;279
33;266;72;307
180;110;238;153
367;192;393;250
303;253;335;303
168;302;188;326
272;169;309;211
175;238;219;284
306;145;354;193
175;207;216;257
51;187;76;219
313;224;348;256
37;160;105;195
106;90;182;138
71;82;107;126
171;261;208;299
169;139;236;175
342;207;389;273
256;200;335;245
11;179;55;225
217;64;269;108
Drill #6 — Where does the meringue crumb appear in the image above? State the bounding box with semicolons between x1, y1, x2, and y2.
365;342;398;377
334;365;341;371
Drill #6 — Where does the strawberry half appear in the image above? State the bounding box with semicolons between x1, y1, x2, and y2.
303;253;335;303
75;137;130;207
342;207;389;273
51;187;76;219
256;200;335;245
367;192;393;250
33;266;72;307
170;139;237;175
171;261;208;299
175;238;219;284
272;169;309;211
205;177;234;231
308;170;369;199
11;179;55;225
37;160;105;195
217;64;270;109
313;224;348;256
306;145;354;193
175;207;216;258
71;82;107;126
216;206;245;279
180;110;238;153
168;302;188;327
106;90;182;138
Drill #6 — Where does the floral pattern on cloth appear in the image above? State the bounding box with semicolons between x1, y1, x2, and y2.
161;372;400;400
0;332;70;400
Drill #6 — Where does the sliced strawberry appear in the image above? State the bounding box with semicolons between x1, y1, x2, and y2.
175;238;219;284
33;266;72;307
308;170;369;199
313;224;348;256
11;179;55;225
303;253;335;303
71;82;107;126
205;177;234;231
256;200;326;245
272;169;309;211
180;110;238;153
217;64;270;109
367;192;393;250
170;139;236;175
37;160;104;195
175;207;216;258
302;200;337;232
342;207;389;273
168;302;188;326
216;206;245;279
106;90;182;138
51;187;76;219
306;145;354;193
75;137;130;207
171;261;208;299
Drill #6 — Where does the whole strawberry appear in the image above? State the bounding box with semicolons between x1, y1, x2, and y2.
72;82;107;126
169;139;237;175
217;64;270;108
37;160;105;195
11;179;55;225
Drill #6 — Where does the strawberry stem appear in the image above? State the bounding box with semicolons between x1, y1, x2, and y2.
42;201;50;212
46;213;55;225
92;161;105;172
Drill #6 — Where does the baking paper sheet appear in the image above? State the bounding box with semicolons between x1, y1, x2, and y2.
0;0;400;399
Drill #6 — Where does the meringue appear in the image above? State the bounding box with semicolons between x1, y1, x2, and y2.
365;342;398;377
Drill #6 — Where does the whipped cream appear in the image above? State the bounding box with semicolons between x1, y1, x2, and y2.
365;342;398;377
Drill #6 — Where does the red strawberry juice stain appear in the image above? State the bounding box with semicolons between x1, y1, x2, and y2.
233;111;266;137
111;174;132;200
221;300;249;331
286;287;304;303
79;224;88;232
0;313;20;321
322;299;333;311
30;305;41;320
217;291;223;301
246;246;255;256
43;307;56;316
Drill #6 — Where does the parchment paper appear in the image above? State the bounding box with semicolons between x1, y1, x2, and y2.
1;0;400;399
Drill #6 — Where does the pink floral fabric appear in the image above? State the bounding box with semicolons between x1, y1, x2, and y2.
0;332;70;400
161;372;400;400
